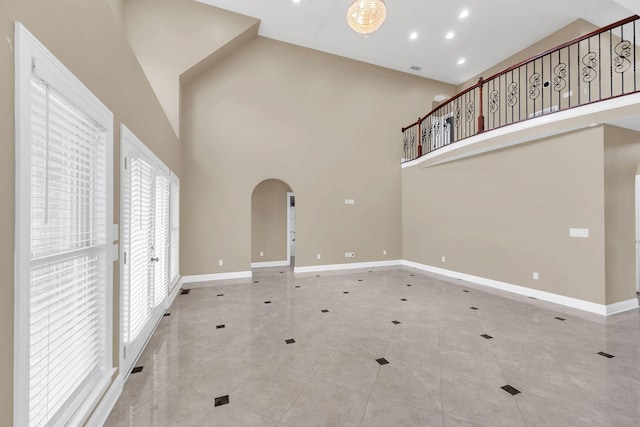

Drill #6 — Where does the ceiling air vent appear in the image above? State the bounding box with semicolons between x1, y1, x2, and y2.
410;65;422;71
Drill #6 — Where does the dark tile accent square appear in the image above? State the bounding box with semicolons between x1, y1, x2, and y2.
280;271;284;274
529;296;537;300
392;320;401;325
264;301;272;304
285;339;296;344
163;313;171;317
180;289;190;295
598;351;615;358
358;279;363;282
554;317;566;321
343;291;350;294
214;395;229;407
217;294;224;297
469;307;478;310
321;309;329;313
400;298;408;301
295;286;301;288
481;334;493;339
131;366;143;374
253;281;259;284
406;284;412;287
368;270;373;273
410;274;415;277
216;324;225;329
462;290;470;293
501;385;521;395
316;275;321;277
376;358;389;366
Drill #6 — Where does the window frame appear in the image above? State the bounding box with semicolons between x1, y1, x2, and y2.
14;22;115;427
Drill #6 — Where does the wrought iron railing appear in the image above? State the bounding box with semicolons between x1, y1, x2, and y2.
402;15;640;163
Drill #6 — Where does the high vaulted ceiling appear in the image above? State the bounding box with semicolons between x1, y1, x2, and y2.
197;0;636;85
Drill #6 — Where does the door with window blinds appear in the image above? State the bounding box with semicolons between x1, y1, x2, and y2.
121;127;173;375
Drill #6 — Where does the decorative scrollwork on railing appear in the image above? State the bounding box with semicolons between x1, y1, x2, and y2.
528;73;541;99
614;40;632;73
465;101;474;122
433;118;441;136
507;82;518;107
410;133;416;148
489;90;499;114
582;52;598;82
553;63;567;91
403;134;408;151
454;105;461;127
421;126;428;145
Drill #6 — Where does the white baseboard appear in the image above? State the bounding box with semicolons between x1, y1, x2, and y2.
294;260;402;274
402;260;637;316
86;374;122;427
181;271;252;284
605;298;639;315
251;260;290;268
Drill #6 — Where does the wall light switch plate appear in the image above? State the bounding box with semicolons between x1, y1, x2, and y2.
569;228;589;238
260;251;264;257
442;256;446;263
218;259;223;266
317;254;321;260
383;249;387;256
533;272;539;280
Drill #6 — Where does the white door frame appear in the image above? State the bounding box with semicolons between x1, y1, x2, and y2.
635;175;640;293
287;192;295;264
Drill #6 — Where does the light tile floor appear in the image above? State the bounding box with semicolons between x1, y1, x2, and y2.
105;267;640;427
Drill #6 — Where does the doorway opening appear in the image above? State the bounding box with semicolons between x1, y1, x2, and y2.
288;192;296;265
251;179;294;268
635;175;640;294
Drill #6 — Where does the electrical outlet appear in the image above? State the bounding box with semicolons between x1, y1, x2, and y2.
218;259;223;266
442;256;446;263
351;252;355;257
260;251;264;257
317;254;321;260
383;249;387;256
533;272;539;280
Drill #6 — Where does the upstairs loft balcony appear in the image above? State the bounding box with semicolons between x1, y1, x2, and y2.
402;15;640;167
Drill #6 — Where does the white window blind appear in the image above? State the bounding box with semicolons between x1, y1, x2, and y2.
15;23;113;427
153;173;170;307
123;155;155;343
169;173;180;287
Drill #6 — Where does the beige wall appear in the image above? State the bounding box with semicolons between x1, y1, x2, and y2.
403;127;609;304
123;0;260;135
252;179;292;263
181;36;455;275
603;125;640;304
0;0;181;424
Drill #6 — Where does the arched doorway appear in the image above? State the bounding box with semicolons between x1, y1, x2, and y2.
251;179;295;268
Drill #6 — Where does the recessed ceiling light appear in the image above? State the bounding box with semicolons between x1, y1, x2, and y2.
292;0;300;3
459;9;469;19
457;58;466;65
446;32;454;40
409;32;418;40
